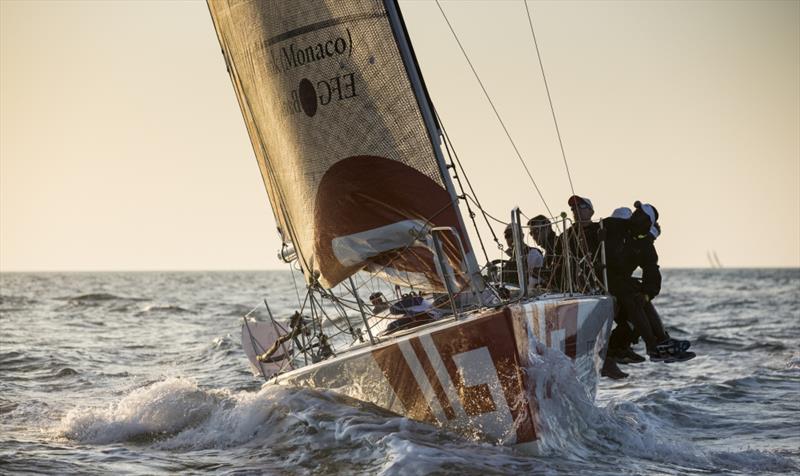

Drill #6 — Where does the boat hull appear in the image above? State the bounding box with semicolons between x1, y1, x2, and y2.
245;295;614;450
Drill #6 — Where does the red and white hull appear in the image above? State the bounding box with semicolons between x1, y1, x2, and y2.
243;295;614;451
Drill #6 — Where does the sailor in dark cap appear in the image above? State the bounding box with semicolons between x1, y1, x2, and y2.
568;195;595;224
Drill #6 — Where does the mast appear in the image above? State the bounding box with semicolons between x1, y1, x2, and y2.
383;0;484;294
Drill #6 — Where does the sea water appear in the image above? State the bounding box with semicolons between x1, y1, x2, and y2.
1;269;798;475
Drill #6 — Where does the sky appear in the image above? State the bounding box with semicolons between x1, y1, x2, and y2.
1;0;798;271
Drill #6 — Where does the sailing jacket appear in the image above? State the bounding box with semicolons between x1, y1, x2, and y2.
603;217;662;299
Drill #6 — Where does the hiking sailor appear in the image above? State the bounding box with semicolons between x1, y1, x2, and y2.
603;201;694;365
602;206;643;366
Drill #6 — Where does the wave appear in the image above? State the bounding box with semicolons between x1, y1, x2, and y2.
219;303;262;318
58;293;148;307
704;299;759;311
0;398;19;415
0;294;39;311
52;377;546;474
59;293;123;302
0;350;53;373
525;346;797;474
0;350;30;364
54;378;219;445
208;335;239;360
135;305;193;316
52;376;431;471
51;356;799;475
692;334;788;352
52;367;79;378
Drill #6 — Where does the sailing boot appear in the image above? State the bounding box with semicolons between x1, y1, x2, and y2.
614;347;646;365
650;339;696;363
667;338;691;352
601;357;629;379
648;340;673;362
661;331;692;352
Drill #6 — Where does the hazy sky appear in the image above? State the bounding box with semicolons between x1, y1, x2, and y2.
1;0;798;271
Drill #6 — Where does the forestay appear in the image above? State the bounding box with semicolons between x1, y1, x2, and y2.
208;0;477;291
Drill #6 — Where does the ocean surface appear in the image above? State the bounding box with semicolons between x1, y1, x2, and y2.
1;269;798;475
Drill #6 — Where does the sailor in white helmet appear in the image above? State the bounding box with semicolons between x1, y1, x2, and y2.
605;201;694;365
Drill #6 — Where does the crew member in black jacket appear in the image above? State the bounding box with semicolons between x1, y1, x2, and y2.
603;202;693;362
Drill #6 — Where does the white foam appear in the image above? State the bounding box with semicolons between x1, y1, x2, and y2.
55;377;218;444
52;371;797;474
523;345;798;472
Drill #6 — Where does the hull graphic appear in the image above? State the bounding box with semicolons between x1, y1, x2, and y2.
245;295;614;449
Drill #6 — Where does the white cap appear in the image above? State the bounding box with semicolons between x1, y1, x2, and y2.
611;207;632;219
638;203;660;239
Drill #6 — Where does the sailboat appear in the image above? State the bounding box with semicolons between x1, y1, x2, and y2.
207;0;614;451
707;250;724;269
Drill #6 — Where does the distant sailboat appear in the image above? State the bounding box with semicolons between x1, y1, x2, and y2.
207;0;614;451
707;250;724;269
713;251;724;268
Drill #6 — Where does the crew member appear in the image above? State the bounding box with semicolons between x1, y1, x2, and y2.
604;201;693;363
528;214;561;290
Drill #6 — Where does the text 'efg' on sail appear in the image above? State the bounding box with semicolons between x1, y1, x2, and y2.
208;0;476;292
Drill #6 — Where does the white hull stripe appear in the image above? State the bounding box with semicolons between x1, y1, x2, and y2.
419;334;467;419
398;340;447;423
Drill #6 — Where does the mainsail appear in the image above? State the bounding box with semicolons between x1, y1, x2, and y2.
208;0;479;291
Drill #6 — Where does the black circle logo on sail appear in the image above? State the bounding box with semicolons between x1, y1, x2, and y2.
298;78;317;117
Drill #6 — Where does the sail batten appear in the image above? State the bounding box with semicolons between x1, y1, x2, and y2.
208;0;475;290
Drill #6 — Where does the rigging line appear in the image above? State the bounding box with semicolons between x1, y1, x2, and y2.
330;294;361;343
434;0;555;220
316;285;360;338
523;0;576;198
290;262;303;310
349;268;386;295
306;296;320;362
463;194;509;226
296;286;311;317
436;109;502;254
437;118;490;264
309;287;350;335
